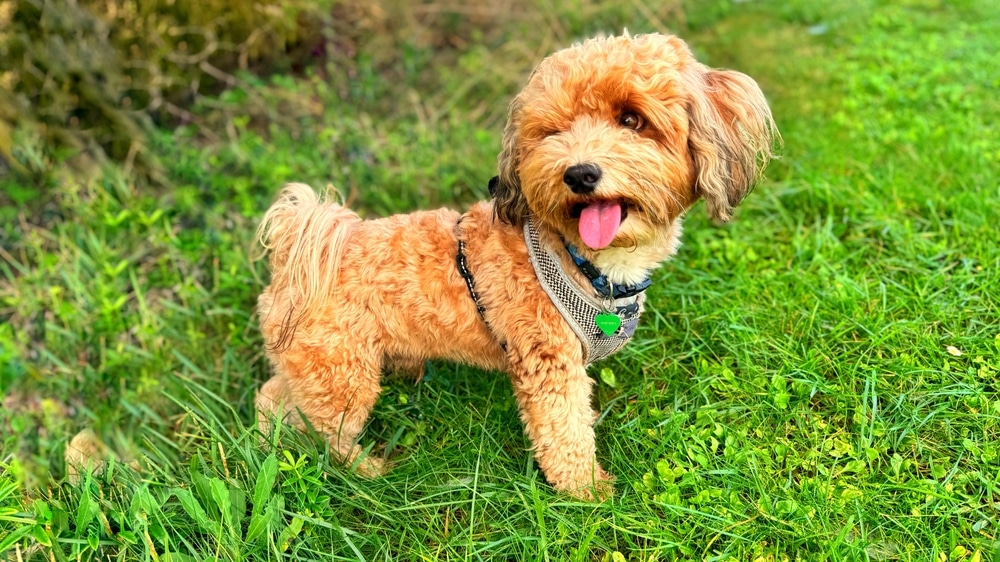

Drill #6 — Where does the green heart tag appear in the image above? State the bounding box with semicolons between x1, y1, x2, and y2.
594;312;621;336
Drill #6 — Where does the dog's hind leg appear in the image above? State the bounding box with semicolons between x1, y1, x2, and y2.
255;374;301;436
273;340;387;477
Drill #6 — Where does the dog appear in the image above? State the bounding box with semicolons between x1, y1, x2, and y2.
254;32;778;499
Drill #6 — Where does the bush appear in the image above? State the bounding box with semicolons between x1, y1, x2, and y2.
0;0;327;184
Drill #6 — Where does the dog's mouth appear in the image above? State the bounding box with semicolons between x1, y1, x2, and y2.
568;200;631;220
568;199;632;250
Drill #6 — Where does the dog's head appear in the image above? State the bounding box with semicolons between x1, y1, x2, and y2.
492;33;779;252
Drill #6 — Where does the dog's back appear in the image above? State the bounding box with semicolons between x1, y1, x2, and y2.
256;184;503;364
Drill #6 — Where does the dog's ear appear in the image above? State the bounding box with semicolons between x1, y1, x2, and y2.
686;67;780;222
492;95;531;226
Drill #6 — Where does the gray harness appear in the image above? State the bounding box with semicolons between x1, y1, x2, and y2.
523;218;645;364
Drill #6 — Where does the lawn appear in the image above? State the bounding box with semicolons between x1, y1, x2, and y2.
2;0;999;560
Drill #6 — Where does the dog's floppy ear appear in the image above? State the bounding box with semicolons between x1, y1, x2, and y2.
686;67;779;222
492;95;531;226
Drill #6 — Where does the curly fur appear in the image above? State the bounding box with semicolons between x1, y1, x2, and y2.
256;33;778;499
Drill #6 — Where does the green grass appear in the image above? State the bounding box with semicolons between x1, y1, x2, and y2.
2;0;1000;560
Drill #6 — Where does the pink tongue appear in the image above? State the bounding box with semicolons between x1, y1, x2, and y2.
578;201;622;250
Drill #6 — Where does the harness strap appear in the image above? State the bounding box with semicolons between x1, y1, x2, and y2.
455;216;506;351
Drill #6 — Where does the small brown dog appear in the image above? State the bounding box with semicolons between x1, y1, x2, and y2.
255;33;777;499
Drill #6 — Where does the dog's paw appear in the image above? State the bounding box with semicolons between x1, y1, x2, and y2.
563;468;617;501
353;455;387;478
344;446;387;478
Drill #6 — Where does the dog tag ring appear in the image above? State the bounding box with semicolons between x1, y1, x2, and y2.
594;281;621;336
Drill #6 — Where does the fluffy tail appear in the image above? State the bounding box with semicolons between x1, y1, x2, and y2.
256;183;360;348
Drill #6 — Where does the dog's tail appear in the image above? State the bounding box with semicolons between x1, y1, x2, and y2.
256;183;360;347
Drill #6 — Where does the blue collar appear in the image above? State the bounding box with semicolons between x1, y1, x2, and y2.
564;243;651;299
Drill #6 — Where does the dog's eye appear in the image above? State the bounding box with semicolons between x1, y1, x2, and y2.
618;112;644;130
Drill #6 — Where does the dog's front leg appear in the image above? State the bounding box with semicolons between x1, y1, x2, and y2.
508;353;614;500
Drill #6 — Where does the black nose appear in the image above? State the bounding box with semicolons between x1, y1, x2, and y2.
563;163;602;194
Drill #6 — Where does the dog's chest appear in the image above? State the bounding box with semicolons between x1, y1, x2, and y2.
523;219;645;364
